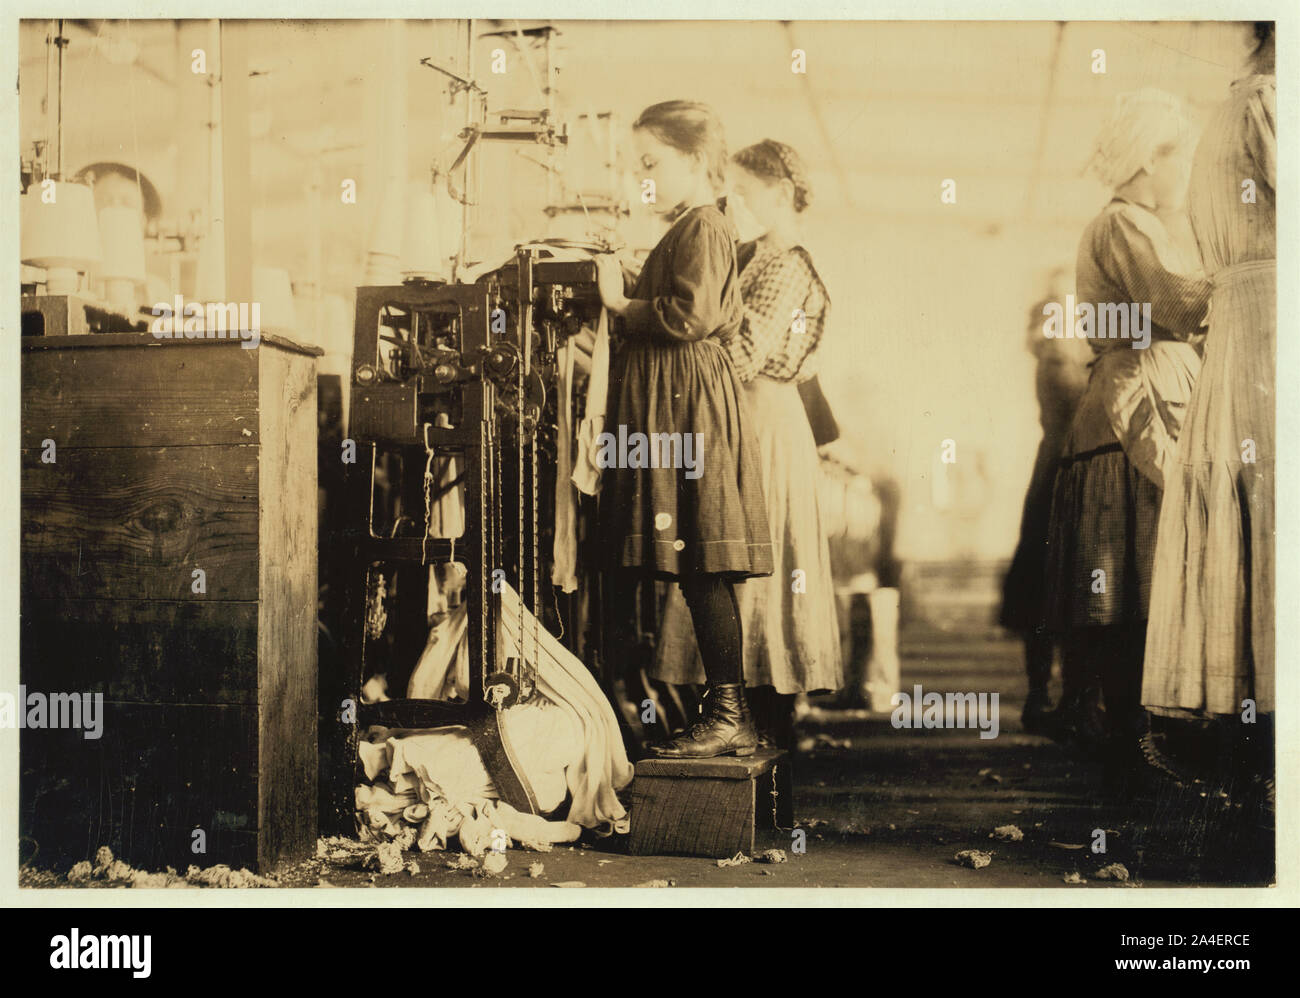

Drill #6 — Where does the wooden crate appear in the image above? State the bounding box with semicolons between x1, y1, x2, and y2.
20;332;321;873
628;749;791;858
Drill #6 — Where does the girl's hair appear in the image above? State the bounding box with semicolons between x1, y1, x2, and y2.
1085;88;1193;191
633;101;728;194
733;139;813;212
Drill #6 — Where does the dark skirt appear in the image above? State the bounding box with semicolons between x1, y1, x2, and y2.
999;431;1066;633
599;336;773;581
1044;442;1162;633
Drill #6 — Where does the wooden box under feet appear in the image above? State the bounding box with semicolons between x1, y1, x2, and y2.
627;749;793;858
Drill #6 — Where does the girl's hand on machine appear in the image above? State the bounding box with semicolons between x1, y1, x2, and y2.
616;249;643;285
595;255;629;314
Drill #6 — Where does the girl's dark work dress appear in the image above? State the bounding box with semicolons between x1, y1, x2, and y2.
599;203;774;583
652;236;844;694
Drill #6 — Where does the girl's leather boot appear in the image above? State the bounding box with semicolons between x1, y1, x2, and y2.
649;683;758;759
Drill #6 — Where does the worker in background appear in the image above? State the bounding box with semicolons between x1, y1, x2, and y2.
999;283;1091;734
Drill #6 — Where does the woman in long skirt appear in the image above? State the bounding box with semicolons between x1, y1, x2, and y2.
1142;25;1276;808
1042;89;1211;794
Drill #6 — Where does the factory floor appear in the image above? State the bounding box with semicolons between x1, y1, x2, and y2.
22;628;1269;892
295;630;1274;892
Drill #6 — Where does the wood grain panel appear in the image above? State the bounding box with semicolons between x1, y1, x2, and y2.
20;598;258;705
20;703;260;871
628;776;754;858
22;341;260;449
255;346;319;869
21;445;259;600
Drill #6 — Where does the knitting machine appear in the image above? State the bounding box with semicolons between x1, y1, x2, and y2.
336;245;602;753
321;21;635;828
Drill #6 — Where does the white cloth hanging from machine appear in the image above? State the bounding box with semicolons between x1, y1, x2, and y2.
570;309;609;497
552;338;579;593
427;413;465;539
406;602;470;700
409;562;471;699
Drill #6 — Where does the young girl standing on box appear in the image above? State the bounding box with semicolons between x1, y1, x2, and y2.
594;101;774;759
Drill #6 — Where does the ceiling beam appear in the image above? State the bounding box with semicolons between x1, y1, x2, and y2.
782;20;855;212
1023;21;1065;222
